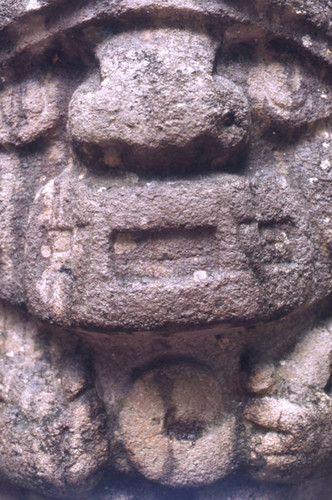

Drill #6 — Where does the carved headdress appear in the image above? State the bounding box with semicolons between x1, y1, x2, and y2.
0;0;331;67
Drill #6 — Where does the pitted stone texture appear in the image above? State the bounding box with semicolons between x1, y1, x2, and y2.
0;1;330;335
0;152;24;302
245;320;332;483
119;362;235;486
0;75;60;146
24;171;317;331
247;62;332;132
0;303;108;497
69;29;251;174
0;0;331;497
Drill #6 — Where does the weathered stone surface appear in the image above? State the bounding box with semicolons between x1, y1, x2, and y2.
0;0;331;498
0;76;60;145
69;29;250;173
119;362;235;486
0;303;108;497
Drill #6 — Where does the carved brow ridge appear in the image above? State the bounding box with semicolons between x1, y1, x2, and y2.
0;0;331;69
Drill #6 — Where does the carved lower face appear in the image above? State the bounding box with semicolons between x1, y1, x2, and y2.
0;1;332;497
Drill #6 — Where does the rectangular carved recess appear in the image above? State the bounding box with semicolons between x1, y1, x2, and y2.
110;226;218;280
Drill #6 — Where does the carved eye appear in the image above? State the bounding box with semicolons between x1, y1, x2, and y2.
215;31;332;138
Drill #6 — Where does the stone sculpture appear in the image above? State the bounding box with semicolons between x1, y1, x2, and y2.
0;0;331;498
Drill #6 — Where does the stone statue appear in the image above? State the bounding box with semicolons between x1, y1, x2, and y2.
0;0;331;498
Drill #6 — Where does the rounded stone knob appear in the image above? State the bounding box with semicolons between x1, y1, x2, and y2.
119;362;235;487
68;29;251;174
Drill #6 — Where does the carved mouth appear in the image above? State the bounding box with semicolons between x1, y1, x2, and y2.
24;170;315;332
111;225;218;281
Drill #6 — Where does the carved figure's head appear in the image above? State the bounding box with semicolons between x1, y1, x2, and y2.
0;0;331;334
0;1;332;496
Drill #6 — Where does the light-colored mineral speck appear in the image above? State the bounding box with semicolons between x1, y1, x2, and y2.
194;270;208;281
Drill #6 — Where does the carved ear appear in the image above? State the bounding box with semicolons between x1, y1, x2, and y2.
0;76;61;147
276;324;332;395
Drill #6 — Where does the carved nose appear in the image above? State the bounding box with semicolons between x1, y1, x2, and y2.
68;29;251;174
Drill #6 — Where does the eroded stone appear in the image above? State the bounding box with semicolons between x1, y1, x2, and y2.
119;362;235;487
68;29;251;174
0;0;331;498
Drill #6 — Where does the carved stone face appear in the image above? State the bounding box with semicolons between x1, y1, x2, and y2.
0;0;332;497
4;11;329;332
